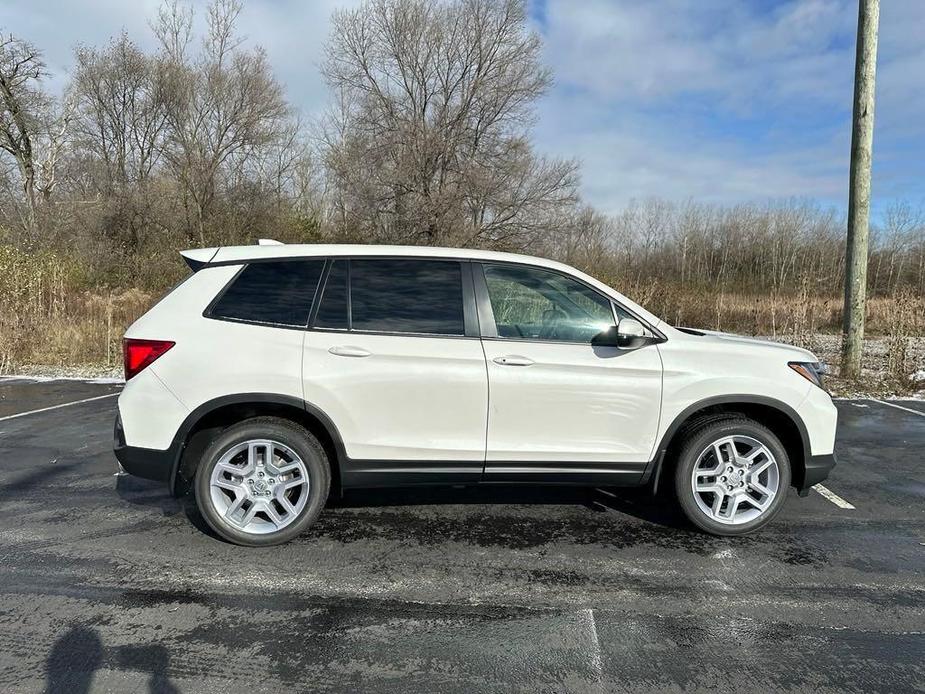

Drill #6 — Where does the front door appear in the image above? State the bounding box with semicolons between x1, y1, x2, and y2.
475;262;663;483
302;258;487;486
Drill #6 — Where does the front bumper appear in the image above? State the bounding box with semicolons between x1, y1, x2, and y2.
113;414;173;483
800;452;837;491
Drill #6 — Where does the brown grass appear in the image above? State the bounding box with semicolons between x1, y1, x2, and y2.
1;246;923;389
0;246;152;370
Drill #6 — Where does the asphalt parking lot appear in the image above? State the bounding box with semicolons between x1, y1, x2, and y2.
0;380;922;693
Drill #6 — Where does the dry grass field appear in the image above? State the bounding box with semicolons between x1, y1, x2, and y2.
2;245;922;397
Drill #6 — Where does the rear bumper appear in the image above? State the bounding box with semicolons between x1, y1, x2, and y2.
113;415;173;483
801;452;837;491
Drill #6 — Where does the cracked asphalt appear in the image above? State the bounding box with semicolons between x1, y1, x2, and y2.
0;379;922;693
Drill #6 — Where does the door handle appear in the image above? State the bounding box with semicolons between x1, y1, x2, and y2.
329;345;372;358
493;355;534;366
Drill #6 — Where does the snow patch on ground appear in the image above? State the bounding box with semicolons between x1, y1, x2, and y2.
0;364;123;384
0;375;124;385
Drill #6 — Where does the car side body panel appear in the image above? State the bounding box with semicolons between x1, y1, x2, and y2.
302;330;489;462
117;367;188;450
480;338;663;464
653;333;837;461
118;264;304;451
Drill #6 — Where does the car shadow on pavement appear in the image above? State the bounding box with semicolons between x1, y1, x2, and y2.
114;475;691;543
114;474;220;539
114;475;184;517
45;625;179;694
333;484;690;531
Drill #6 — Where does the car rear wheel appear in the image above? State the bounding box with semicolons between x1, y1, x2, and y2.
674;417;791;536
194;417;330;546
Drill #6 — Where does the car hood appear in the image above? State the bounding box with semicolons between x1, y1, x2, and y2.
678;328;820;362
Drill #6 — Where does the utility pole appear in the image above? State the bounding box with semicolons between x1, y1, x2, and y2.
841;0;880;379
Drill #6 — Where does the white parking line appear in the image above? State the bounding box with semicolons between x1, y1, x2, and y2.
0;393;119;422
812;483;856;509
869;399;925;418
580;608;604;693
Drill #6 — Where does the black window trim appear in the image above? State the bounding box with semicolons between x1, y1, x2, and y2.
307;256;479;340
308;257;350;332
203;258;326;331
201;254;664;342
473;260;667;345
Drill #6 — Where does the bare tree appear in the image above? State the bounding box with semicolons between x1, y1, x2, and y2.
153;0;290;244
71;33;168;193
0;33;69;231
321;0;578;248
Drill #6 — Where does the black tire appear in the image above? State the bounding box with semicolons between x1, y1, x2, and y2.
673;417;791;536
194;417;330;546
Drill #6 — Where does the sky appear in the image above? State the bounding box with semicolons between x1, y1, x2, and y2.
1;0;923;221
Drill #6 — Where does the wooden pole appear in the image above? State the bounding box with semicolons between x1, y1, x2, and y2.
841;0;880;379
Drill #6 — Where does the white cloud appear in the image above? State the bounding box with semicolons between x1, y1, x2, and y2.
1;0;922;213
0;0;354;117
532;0;925;213
535;96;849;213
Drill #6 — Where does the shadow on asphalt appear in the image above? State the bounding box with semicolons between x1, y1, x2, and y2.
45;625;179;693
335;484;691;530
114;475;218;539
115;474;692;546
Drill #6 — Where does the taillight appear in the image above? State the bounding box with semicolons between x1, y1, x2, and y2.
123;339;175;381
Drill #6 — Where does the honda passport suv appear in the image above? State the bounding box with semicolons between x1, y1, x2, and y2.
114;243;837;546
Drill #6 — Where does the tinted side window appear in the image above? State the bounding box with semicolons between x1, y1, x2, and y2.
314;259;349;329
210;260;323;326
351;259;465;335
483;264;613;342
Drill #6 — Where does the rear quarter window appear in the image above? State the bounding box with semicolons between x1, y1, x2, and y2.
208;260;324;327
350;259;465;335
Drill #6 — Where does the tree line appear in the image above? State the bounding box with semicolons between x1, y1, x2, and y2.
1;0;923;296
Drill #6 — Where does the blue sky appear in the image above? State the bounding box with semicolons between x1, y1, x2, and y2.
2;0;923;220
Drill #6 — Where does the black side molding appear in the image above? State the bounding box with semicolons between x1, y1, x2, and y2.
165;393;349;495
801;453;837;491
112;393;349;496
113;415;174;483
643;394;815;493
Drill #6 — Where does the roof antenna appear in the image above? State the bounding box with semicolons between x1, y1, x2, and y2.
257;239;284;246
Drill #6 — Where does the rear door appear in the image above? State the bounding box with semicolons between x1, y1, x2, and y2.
475;262;663;483
302;258;488;486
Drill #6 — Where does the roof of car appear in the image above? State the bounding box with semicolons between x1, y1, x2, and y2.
181;243;576;274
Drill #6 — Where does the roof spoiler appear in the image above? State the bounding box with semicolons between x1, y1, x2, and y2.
180;240;283;271
180;247;219;272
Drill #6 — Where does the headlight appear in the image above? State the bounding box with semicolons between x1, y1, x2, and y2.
788;361;826;390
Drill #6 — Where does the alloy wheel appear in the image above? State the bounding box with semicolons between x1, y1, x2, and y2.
209;439;310;534
690;435;780;525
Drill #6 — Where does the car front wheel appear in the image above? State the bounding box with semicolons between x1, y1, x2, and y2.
194;417;330;546
674;417;791;536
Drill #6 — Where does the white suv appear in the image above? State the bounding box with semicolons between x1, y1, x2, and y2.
114;244;837;545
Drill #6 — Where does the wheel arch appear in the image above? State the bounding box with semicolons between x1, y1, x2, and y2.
169;393;346;497
646;395;811;494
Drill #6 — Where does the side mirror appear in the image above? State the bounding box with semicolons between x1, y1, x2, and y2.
616;318;648;348
591;325;620;347
591;319;651;349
